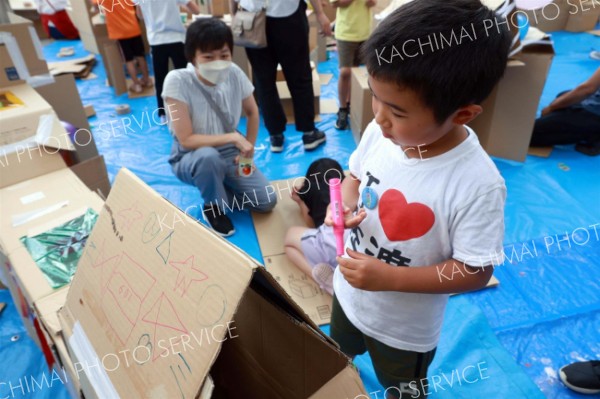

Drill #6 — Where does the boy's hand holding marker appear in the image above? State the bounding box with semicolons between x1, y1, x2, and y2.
323;192;392;291
324;203;366;230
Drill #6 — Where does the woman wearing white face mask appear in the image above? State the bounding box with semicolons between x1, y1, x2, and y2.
163;18;277;237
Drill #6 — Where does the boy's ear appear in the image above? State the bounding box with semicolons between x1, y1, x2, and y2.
452;104;483;125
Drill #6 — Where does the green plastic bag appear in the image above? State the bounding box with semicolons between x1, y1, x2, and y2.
20;208;98;289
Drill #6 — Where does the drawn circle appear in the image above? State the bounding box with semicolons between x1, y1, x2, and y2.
142;212;161;243
195;284;228;327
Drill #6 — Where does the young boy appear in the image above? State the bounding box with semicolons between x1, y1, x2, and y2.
96;0;152;93
325;1;512;397
331;0;376;130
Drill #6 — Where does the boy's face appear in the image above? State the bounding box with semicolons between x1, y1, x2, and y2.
194;44;232;65
368;76;455;148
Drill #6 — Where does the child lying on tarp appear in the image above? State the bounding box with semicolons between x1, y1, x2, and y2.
284;158;350;295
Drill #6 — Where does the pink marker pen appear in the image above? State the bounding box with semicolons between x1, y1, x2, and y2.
329;178;345;256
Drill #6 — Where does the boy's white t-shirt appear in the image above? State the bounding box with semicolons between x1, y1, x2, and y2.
134;0;188;46
333;120;506;353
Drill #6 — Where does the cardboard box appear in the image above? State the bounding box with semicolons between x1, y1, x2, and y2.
0;80;109;348
350;66;373;144
565;0;600;31
34;74;92;133
0;43;24;88
277;68;321;124
0;167;104;347
67;0;101;54
209;0;230;17
70;155;112;199
34;285;83;398
0;83;75;175
9;0;48;39
57;168;367;399
521;0;600;32
0;12;49;77
469;45;554;162
252;178;334;326
0;80;105;186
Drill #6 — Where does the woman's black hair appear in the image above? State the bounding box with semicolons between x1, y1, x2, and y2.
184;18;234;62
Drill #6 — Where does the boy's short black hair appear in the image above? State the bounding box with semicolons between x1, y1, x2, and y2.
360;0;512;124
185;18;234;62
298;158;345;227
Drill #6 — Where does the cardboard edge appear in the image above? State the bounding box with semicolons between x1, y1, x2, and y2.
252;268;341;349
308;365;367;399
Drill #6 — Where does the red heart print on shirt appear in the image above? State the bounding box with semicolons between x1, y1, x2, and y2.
378;189;435;241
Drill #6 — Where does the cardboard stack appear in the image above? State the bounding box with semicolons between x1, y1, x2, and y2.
0;12;111;397
469;2;555;162
0;12;49;81
520;0;600;32
0;85;107;398
57;168;367;399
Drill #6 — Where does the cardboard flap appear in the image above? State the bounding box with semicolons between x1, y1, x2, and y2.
0;83;75;153
308;365;367;399
34;285;70;338
62;168;255;397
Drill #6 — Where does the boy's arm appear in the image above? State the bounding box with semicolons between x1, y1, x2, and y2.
337;251;494;293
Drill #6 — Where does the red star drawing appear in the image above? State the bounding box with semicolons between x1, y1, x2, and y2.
117;203;143;231
168;255;208;296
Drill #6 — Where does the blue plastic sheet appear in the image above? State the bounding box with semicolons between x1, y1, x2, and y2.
0;289;70;399
1;30;598;399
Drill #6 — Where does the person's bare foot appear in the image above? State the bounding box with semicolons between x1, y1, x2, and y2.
129;83;143;93
141;77;154;88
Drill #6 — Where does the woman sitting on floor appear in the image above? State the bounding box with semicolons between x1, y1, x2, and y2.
163;18;276;237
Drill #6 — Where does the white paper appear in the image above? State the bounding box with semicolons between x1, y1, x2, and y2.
19;191;45;205
70;322;121;399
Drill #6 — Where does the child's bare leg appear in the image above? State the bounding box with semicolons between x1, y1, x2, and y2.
136;56;151;84
284;226;314;280
338;66;352;106
125;60;142;86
